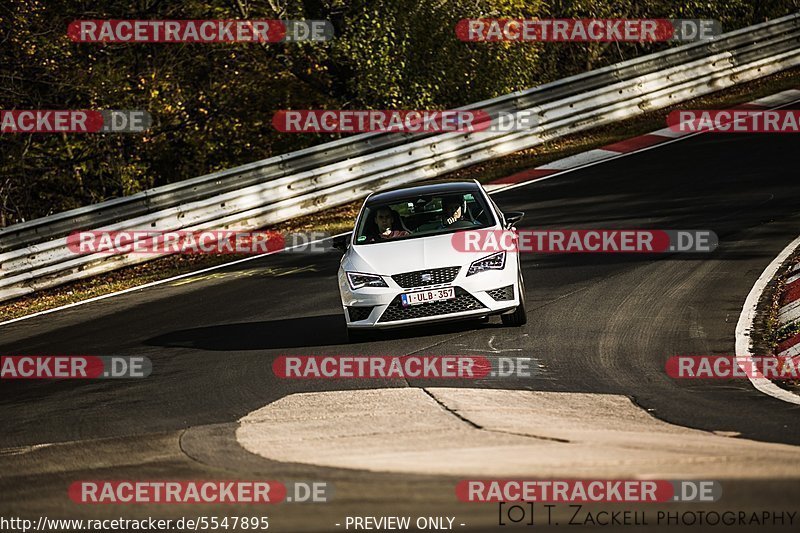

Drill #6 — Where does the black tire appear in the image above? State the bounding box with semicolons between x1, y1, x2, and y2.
501;274;527;326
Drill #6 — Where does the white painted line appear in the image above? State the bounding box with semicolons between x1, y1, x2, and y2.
649;126;690;139
539;149;619;170
750;89;800;107
735;234;800;406
3;95;800;329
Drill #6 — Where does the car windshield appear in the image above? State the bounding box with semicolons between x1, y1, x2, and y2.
354;191;495;245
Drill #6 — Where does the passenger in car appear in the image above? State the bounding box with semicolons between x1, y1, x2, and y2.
370;206;410;241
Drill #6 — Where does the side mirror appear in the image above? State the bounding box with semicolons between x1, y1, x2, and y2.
332;233;352;252
503;211;524;228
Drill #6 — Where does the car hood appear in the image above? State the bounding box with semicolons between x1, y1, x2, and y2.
345;232;490;275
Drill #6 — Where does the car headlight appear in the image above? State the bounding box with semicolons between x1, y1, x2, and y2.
467;251;506;276
346;272;388;290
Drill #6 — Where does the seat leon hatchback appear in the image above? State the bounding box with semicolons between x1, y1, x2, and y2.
333;180;526;341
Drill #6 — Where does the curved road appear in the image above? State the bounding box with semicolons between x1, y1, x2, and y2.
1;103;799;531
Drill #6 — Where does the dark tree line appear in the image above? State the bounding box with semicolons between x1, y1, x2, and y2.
0;0;796;226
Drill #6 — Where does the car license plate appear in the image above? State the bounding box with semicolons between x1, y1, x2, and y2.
401;287;456;306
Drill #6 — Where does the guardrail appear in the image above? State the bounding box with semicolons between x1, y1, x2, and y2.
1;13;799;303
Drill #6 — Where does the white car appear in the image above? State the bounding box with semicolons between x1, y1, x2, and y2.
334;180;526;341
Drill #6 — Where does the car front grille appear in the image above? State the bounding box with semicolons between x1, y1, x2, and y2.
487;285;515;301
377;287;486;323
391;266;460;289
347;306;375;322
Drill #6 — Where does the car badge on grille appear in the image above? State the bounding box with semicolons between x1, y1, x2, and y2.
421;273;432;282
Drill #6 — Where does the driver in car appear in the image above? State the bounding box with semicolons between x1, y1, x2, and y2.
442;197;465;226
415;196;478;232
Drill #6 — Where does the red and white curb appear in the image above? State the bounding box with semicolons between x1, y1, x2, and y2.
736;235;800;406
484;87;800;192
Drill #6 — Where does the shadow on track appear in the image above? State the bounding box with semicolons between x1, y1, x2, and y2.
145;313;501;350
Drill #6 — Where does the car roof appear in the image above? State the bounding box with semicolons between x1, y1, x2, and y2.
366;180;482;205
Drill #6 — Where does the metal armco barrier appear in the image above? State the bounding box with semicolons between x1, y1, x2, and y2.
1;13;799;302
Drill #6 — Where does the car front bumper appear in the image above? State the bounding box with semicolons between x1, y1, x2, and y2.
339;267;520;329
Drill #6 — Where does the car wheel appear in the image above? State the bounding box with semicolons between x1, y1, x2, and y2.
501;273;527;326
